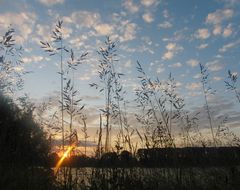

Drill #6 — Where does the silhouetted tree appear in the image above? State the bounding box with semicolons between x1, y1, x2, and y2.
0;92;50;166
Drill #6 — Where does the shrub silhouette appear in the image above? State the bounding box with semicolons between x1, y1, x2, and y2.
0;92;50;166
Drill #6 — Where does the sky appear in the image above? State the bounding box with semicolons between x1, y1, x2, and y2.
0;0;240;142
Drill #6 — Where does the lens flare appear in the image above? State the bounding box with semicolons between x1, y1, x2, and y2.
54;145;74;175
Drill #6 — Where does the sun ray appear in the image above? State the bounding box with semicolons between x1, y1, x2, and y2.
54;145;74;175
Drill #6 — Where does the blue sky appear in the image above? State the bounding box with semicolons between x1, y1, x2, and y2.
0;0;240;136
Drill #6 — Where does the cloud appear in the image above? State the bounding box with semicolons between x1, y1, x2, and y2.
36;24;50;41
186;59;199;67
166;43;178;51
197;43;208;49
119;21;138;41
218;0;240;6
63;10;138;39
195;28;210;39
193;73;201;79
122;0;139;13
80;95;102;101
124;60;133;68
79;75;91;81
61;27;73;38
162;51;174;60
206;9;234;25
222;24;232;37
141;36;152;45
119;45;136;53
141;0;159;7
14;66;24;72
33;23;72;44
162;43;183;60
205;9;234;38
69;36;87;48
206;60;223;72
63;11;101;29
219;40;240;52
186;82;201;90
156;64;165;73
137;45;154;54
190;95;240;132
22;56;44;64
213;76;222;81
213;25;222;35
168;62;182;68
38;0;64;6
94;24;113;36
158;21;172;29
0;12;36;43
142;12;154;23
163;9;169;18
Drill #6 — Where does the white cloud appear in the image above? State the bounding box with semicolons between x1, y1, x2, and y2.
218;0;240;5
157;64;165;73
188;91;202;97
219;40;240;52
176;81;182;87
197;43;208;49
222;24;232;37
166;43;177;51
186;83;201;90
195;28;210;39
63;10;137;40
124;60;133;68
213;25;222;35
119;21;137;42
162;51;174;60
79;74;91;81
36;24;50;41
35;23;73;42
138;45;154;54
206;60;223;72
22;56;44;64
213;76;222;81
119;45;136;53
94;24;113;36
69;36;86;48
62;27;73;38
186;59;199;67
63;11;101;28
193;73;201;79
38;0;64;6
141;0;159;7
162;43;183;60
206;9;234;25
158;21;172;29
14;66;24;72
206;9;234;39
0;12;36;43
122;0;139;13
169;62;182;68
163;10;169;18
141;36;152;45
142;13;154;23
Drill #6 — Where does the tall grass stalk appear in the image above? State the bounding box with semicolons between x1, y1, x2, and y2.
199;63;216;146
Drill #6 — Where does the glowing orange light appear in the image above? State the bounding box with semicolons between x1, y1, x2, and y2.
54;145;74;175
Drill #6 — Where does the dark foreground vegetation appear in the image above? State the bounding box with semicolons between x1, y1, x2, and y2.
0;92;56;189
56;166;240;190
51;147;240;168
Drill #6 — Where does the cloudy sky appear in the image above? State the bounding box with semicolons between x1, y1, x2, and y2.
0;0;240;136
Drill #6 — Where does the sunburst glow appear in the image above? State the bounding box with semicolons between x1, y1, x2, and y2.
54;145;74;175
